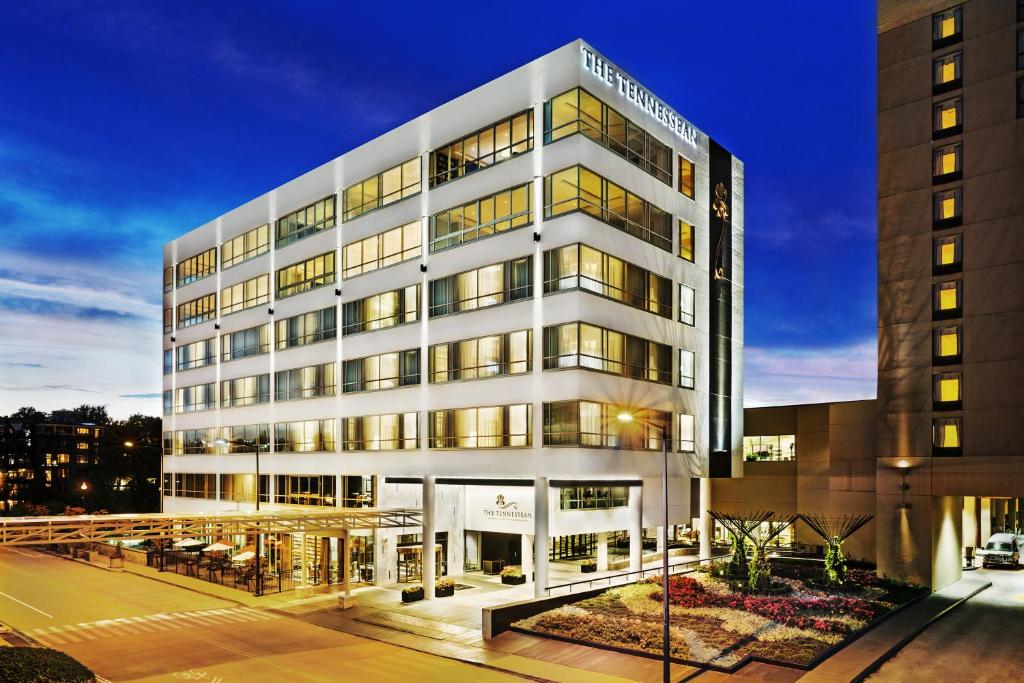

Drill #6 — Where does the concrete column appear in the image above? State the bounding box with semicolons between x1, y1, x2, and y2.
533;477;549;598
522;534;533;583
699;477;713;561
596;532;609;571
422;475;435;599
338;529;355;609
962;496;977;553
656;526;666;560
980;498;992;544
628;485;643;571
299;533;308;586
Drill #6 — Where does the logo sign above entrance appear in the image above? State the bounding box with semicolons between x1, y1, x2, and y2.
580;44;699;147
465;485;535;534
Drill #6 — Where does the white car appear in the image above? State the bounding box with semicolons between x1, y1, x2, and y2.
977;533;1024;568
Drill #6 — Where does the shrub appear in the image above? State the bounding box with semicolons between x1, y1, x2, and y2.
0;647;94;683
727;533;747;577
824;538;847;585
580;559;597;569
435;577;456;590
500;565;522;578
401;585;423;596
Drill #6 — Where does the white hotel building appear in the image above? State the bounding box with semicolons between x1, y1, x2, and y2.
161;39;744;594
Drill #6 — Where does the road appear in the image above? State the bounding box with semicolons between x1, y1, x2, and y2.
0;547;520;682
869;567;1024;682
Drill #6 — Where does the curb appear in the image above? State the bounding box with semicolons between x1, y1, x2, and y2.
850;580;991;682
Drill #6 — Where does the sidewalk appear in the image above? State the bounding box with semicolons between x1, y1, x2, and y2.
795;576;991;683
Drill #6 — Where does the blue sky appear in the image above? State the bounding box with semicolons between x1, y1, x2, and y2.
0;1;877;417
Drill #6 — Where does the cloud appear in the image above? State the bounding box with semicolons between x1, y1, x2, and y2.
0;295;149;323
118;393;162;399
743;338;877;407
1;361;44;368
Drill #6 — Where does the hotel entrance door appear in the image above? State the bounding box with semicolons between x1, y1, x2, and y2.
550;533;596;560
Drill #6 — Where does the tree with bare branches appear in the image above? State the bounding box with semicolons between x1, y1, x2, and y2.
798;514;873;585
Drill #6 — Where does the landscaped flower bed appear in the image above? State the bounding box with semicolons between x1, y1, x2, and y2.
512;560;925;669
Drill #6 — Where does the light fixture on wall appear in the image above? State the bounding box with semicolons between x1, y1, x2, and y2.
897;459;912;510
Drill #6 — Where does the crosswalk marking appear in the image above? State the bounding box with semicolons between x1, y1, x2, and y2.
31;607;279;647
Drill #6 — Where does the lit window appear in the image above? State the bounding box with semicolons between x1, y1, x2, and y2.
163;267;173;293
678;413;695;452
220;274;270;316
933;281;961;316
933;53;961;88
430;109;533;187
430;183;533;252
678;221;695;262
276;196;336;248
933;372;962;405
933;234;962;273
222;224;270;268
176;248;217;287
933;98;962;134
343;221;421;278
932;6;962;44
679;349;695;389
933;188;962;224
679;284;695;326
343;158;421;221
933;326;961;362
276;252;337;299
932;417;962;452
678;156;695;199
933;143;961;178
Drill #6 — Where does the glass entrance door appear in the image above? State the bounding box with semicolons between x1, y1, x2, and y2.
549;533;596;560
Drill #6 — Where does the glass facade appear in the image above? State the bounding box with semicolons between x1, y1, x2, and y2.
276;307;337;350
174;383;216;414
543;401;670;450
175;338;216;371
276;196;336;248
275;362;337;401
429;404;531;448
743;435;796;461
559;485;629;510
217;424;270;453
545;165;672;252
544;88;671;185
429;183;533;252
219;474;257;503
428;256;532;317
543;322;671;384
220;373;270;408
268;474;336;506
177;294;216;329
341;412;418;451
221;323;270;361
342;285;419;335
176;473;216;499
221;224;270;269
220;274;270;315
343;158;421;221
274;419;336;453
429;330;531;382
342;349;420;392
430;110;533;186
343;220;421;278
276;251;336;299
543;243;672;319
176;247;216;287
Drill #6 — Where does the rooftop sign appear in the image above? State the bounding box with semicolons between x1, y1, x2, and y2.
580;45;698;146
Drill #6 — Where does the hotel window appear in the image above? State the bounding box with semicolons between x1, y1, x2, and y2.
220;274;270;316
679;221;695;262
678;156;695;199
163;307;173;334
219;474;256;503
269;474;336;506
342;349;419;393
933;234;962;274
174;383;216;414
175;337;216;371
743;435;797;462
932;143;962;182
543;322;671;384
933;372;962;409
678;414;695;452
276;195;336;248
933;188;962;227
216;423;270;453
342;220;421;278
162;473;173;496
176;294;216;329
275;362;336;401
176;473;216;500
274;419;336;453
932;5;962;47
343;285;419;335
679;284;695;325
163;267;173;293
220;373;270;408
222;224;270;268
341;412;418;451
544;243;672;319
932;52;962;93
429;183;533;252
933;280;962;319
162;390;172;415
340;476;376;508
163;349;172;375
1019;30;1024;70
932;417;962;455
221;323;270;361
276;251;336;299
276;306;336;350
559;485;629;510
933;98;962;138
176;247;217;287
545;165;673;252
429;256;532;317
543;400;670;450
429;404;531;448
343;157;421;221
544;87;672;185
430;330;531;383
933;325;962;364
430;109;533;186
679;349;695;389
1018;77;1024;119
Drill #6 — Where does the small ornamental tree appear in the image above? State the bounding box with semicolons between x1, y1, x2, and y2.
798;514;873;586
727;532;747;578
709;510;796;592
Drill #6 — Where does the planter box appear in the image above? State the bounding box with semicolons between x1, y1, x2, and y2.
108;557;124;569
501;574;526;585
402;588;424;603
435;585;455;598
581;564;597;573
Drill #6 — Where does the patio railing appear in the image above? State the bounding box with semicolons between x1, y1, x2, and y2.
545;553;731;597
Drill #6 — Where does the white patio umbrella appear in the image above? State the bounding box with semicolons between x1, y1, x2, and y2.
231;551;255;562
174;538;204;548
204;542;234;552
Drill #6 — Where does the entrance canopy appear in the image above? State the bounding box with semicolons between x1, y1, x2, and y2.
0;507;422;546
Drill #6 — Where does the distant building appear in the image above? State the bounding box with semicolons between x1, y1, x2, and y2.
29;412;102;501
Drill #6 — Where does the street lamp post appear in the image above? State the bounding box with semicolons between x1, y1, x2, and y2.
619;411;671;683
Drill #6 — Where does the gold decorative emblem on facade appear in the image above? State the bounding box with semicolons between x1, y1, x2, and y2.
713;183;729;220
